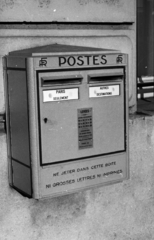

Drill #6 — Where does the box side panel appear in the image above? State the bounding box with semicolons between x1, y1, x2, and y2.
12;160;32;196
7;56;26;69
6;68;32;197
7;70;31;166
26;58;41;199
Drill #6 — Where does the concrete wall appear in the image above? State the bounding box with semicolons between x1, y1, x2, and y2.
1;115;154;240
0;0;136;22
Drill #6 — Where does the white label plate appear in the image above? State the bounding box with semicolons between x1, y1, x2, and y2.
43;88;79;102
40;153;128;198
89;85;120;98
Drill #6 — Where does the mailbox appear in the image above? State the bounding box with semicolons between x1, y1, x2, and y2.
4;44;129;199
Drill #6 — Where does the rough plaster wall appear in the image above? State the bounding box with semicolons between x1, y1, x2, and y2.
0;0;136;22
1;116;154;240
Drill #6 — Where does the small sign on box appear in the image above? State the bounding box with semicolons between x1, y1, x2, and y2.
89;85;120;98
43;88;79;102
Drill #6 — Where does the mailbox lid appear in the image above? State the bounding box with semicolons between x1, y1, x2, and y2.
38;68;126;166
8;44;119;57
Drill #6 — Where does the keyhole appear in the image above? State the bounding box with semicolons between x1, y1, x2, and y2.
44;118;48;123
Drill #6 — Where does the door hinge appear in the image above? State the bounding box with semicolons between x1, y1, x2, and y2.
0;113;6;133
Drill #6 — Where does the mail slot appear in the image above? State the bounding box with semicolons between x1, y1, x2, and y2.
4;44;129;199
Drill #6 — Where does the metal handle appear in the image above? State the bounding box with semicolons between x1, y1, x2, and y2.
0;113;6;133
